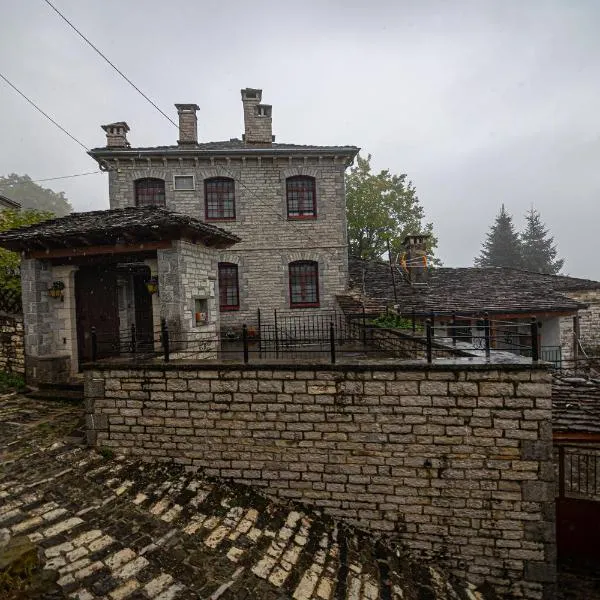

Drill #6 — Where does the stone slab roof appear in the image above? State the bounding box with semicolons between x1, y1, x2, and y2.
89;139;360;157
0;206;241;252
0;394;487;600
347;257;590;316
553;374;600;435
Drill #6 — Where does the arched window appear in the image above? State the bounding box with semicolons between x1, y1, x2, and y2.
205;177;235;220
134;178;166;207
286;176;316;219
289;261;319;307
218;263;239;310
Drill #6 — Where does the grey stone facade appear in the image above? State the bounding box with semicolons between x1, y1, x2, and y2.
91;88;358;332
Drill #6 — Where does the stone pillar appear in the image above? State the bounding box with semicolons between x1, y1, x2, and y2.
52;265;79;376
21;258;53;358
157;247;185;346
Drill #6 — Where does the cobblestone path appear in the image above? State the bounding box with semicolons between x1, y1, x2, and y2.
1;394;486;599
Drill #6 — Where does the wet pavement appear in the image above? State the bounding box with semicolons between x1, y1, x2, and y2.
1;393;599;599
0;393;484;600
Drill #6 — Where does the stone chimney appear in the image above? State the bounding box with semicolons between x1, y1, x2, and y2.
175;104;199;145
101;122;130;148
241;88;273;144
402;234;431;285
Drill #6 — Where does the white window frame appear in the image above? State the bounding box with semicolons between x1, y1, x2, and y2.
173;174;195;191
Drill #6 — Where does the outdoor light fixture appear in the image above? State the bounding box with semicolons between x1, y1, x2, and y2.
146;276;159;295
48;281;65;300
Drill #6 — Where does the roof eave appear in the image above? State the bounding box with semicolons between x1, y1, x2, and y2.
88;146;360;160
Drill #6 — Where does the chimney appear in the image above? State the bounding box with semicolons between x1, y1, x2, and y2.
101;122;130;148
241;88;273;144
402;234;431;286
175;104;200;145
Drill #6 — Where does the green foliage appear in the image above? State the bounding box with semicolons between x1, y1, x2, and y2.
99;446;115;459
346;154;438;262
475;204;523;268
0;209;53;291
372;313;421;331
521;208;564;274
0;370;26;392
0;173;72;216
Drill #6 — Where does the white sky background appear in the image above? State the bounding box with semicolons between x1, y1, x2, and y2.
1;0;598;277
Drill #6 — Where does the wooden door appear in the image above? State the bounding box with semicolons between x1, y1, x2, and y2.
75;267;119;363
133;271;154;352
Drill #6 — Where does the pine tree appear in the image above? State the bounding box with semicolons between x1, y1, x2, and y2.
521;207;564;274
475;205;523;268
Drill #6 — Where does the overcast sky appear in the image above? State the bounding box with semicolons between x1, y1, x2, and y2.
1;0;598;277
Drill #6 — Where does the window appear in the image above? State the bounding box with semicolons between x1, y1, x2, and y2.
205;178;235;220
286;176;316;219
289;261;319;307
134;178;165;207
218;263;239;311
174;175;195;191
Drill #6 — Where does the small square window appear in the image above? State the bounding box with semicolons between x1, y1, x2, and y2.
174;175;195;191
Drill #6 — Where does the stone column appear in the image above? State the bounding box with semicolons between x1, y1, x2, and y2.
52;265;79;375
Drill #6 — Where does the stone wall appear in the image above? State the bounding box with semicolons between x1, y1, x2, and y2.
566;290;600;354
85;360;555;600
0;312;24;374
107;157;350;329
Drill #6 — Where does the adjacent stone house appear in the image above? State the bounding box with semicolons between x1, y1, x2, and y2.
342;241;600;364
89;89;359;331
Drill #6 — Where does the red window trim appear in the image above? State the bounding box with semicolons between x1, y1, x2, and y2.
205;177;236;221
288;261;320;308
286;176;317;219
134;178;166;207
218;262;240;311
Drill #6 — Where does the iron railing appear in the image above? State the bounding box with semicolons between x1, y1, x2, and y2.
558;446;600;500
87;309;547;366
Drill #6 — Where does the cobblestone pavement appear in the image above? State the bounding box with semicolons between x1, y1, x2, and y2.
0;394;490;600
3;395;599;599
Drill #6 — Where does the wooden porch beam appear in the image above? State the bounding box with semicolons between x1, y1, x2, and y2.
26;240;172;260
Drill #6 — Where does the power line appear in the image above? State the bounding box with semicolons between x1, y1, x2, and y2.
0;171;102;185
40;2;350;257
0;71;89;151
42;0;178;128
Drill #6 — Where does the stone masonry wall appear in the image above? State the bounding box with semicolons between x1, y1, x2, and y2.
107;157;350;329
0;312;24;374
85;361;555;600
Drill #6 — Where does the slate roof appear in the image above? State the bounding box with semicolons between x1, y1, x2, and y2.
553;374;600;435
346;257;591;317
89;139;360;157
0;206;241;252
0;194;21;209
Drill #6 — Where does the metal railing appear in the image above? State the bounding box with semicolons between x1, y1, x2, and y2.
88;309;546;366
558;446;600;500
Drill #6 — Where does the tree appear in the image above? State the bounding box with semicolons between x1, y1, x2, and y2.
0;174;72;216
520;207;564;274
475;204;523;268
346;153;438;261
0;209;53;291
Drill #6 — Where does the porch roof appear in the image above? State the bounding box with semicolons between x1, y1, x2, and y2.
343;257;590;317
553;374;600;435
0;206;241;252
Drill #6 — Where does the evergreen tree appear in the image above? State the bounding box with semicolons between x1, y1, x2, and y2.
475;205;523;268
521;207;564;274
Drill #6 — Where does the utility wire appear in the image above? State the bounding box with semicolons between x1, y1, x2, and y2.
41;1;350;256
0;71;89;151
0;171;102;185
42;0;178;128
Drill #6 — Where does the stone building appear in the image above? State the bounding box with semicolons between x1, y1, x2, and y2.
0;88;359;383
89;89;359;330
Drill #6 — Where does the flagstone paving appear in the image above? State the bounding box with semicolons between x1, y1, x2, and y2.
0;393;490;599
